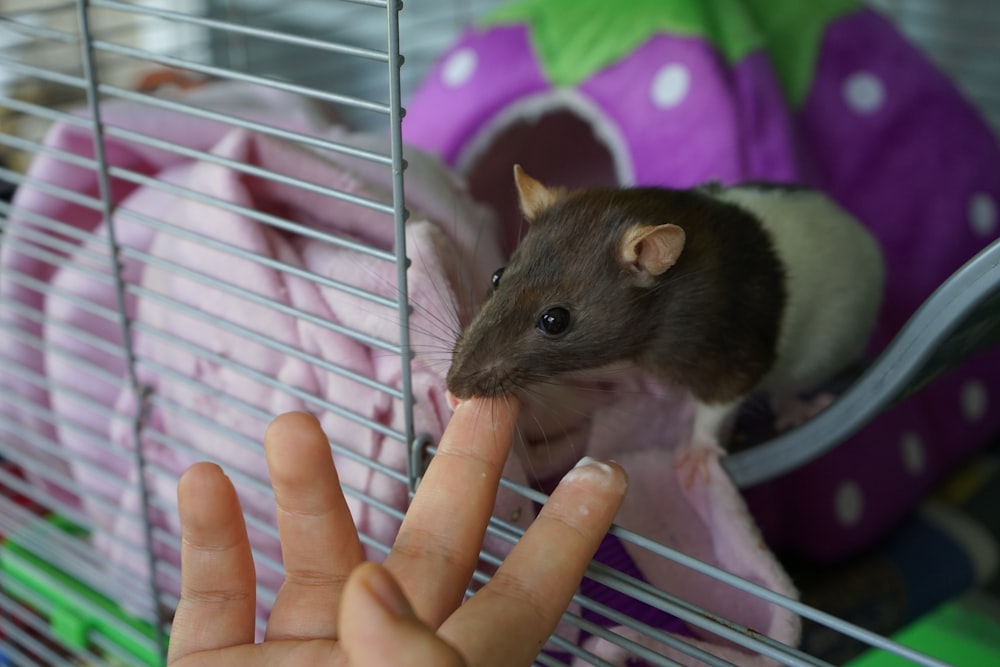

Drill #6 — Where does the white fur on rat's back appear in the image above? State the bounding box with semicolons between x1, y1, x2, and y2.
710;186;885;394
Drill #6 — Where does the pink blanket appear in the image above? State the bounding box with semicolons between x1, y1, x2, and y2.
0;83;797;663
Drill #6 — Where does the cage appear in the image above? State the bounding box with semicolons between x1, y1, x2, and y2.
1;1;1000;666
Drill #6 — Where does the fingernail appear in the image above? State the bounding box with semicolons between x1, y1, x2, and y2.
572;456;613;473
566;457;628;491
362;564;412;619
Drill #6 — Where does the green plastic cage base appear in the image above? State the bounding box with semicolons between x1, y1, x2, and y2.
0;516;162;666
846;596;1000;667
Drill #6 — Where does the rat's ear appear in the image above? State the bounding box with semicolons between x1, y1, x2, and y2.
620;224;686;285
514;164;563;221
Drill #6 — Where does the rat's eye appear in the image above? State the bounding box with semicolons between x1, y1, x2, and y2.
537;306;570;336
491;267;505;290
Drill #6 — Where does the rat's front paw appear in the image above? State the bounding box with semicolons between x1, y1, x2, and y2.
673;440;725;490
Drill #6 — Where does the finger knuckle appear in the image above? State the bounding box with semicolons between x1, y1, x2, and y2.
275;502;335;520
180;586;253;606
391;527;465;568
539;507;594;543
435;446;496;470
484;572;549;621
283;567;350;589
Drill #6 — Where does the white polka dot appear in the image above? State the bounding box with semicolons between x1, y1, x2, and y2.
844;72;885;114
835;481;864;527
901;432;926;475
650;63;691;109
961;380;989;423
969;193;998;237
442;48;477;88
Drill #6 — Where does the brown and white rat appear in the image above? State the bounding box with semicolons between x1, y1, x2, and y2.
446;166;885;482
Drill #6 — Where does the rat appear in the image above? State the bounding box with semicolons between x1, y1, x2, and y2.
446;166;885;485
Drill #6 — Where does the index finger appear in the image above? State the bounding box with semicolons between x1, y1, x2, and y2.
168;463;256;664
385;395;520;627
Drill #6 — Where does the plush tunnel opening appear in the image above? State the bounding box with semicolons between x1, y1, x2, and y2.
463;107;623;256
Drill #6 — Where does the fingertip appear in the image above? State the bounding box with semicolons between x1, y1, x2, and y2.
563;457;629;495
177;462;230;512
178;461;225;490
263;411;333;478
538;457;628;537
176;462;245;543
264;410;323;443
450;394;521;431
461;394;521;413
436;395;521;471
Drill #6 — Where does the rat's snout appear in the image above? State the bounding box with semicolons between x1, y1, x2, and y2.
445;334;482;399
444;363;472;399
446;285;533;399
446;331;513;400
445;356;503;399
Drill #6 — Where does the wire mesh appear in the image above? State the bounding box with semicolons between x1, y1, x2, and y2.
0;1;997;666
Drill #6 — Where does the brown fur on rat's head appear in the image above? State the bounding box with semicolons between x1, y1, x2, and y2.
445;166;690;399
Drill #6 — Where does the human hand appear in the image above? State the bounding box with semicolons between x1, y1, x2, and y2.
167;397;628;666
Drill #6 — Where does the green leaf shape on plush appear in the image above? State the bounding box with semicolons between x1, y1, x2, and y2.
483;0;861;106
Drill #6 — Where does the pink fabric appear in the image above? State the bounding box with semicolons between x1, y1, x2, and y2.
0;83;797;661
509;379;799;664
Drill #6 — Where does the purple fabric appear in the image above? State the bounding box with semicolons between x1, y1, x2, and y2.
583;534;694;637
580;37;800;187
405;25;549;165
750;11;1000;560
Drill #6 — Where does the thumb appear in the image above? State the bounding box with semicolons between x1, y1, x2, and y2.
339;563;466;667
